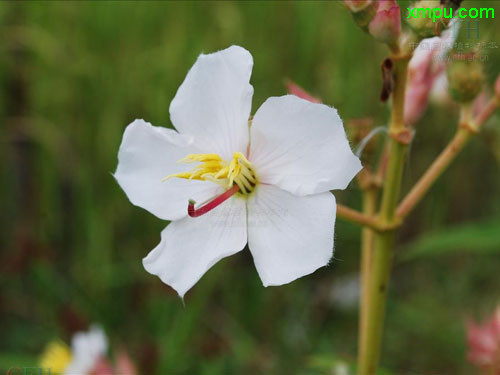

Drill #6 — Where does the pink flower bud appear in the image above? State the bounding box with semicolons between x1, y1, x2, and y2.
404;38;447;125
286;80;322;103
466;307;500;373
405;50;435;125
368;0;401;46
404;27;457;125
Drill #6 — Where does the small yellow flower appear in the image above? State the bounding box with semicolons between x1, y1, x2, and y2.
39;341;72;375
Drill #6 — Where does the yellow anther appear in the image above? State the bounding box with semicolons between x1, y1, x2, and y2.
164;152;257;194
178;153;222;163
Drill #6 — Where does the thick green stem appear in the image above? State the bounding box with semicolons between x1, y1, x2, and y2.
360;231;395;374
358;56;410;375
358;188;377;363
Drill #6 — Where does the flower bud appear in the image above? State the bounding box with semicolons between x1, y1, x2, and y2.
407;0;446;38
344;0;377;30
446;55;484;103
368;0;402;46
344;0;372;12
441;0;463;11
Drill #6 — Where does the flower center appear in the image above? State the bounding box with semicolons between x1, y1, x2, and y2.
163;152;257;217
164;152;257;194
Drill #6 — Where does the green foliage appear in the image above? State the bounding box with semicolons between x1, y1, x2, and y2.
402;216;500;261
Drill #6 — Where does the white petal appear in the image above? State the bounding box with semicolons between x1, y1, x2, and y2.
250;95;362;196
247;184;336;286
115;119;219;221
143;196;247;298
169;45;254;160
64;325;107;375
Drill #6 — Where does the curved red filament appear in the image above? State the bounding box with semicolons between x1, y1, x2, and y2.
188;185;240;218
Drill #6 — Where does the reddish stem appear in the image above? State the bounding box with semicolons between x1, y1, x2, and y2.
188;185;240;217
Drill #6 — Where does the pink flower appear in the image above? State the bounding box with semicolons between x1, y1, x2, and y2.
368;0;401;45
404;26;456;125
115;350;138;375
466;307;500;373
286;80;321;103
405;44;440;125
92;357;114;375
91;350;138;375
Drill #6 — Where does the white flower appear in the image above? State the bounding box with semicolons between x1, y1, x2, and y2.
64;325;108;374
115;46;362;297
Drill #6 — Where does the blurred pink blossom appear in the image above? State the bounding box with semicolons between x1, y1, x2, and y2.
92;350;138;375
286;80;321;103
466;306;500;373
368;0;401;45
405;26;457;125
93;357;114;375
115;350;138;375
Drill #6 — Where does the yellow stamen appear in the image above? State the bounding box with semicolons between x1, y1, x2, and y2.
164;152;257;194
39;340;72;374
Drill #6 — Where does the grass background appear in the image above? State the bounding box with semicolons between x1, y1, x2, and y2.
1;1;499;374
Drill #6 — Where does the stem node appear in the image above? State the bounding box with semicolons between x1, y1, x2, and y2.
389;128;413;145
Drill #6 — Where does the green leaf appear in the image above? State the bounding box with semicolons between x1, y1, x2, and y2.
401;217;500;261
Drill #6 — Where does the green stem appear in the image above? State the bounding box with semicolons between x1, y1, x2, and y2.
358;56;410;375
360;231;396;374
358;188;377;364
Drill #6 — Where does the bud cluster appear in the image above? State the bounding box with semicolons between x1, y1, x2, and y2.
446;54;484;103
344;0;402;47
407;0;451;38
344;0;377;29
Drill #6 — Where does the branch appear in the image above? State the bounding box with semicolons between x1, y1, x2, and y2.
396;128;470;219
337;204;379;230
475;97;499;128
396;98;499;219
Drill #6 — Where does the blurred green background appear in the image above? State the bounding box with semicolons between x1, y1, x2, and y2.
1;1;499;374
